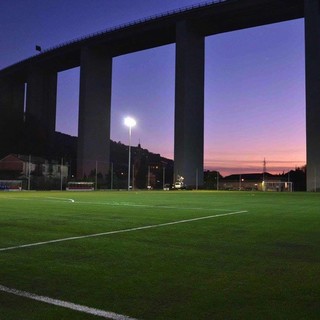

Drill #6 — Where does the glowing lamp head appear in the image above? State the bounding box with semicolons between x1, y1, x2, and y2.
124;117;136;128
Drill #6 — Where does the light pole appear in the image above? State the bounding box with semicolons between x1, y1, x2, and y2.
124;117;136;191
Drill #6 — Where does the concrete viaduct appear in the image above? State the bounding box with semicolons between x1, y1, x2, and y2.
0;0;319;190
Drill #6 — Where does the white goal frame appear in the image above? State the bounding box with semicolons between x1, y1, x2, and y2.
0;180;23;191
262;181;293;192
66;181;95;191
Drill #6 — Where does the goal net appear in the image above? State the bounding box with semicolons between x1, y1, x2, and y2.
66;181;95;191
0;180;23;191
262;181;293;192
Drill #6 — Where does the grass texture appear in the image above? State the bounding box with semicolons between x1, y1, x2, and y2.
0;190;319;319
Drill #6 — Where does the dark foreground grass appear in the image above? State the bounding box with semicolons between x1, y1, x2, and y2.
0;190;319;319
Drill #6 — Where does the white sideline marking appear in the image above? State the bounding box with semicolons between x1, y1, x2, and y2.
3;196;237;211
4;197;75;203
74;200;238;212
47;197;75;203
0;210;248;252
0;284;137;320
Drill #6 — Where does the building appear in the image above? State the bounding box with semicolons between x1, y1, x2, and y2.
0;154;68;183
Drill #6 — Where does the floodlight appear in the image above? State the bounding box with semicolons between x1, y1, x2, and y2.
124;116;136;191
124;117;136;128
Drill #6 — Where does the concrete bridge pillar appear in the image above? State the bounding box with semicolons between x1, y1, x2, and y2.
174;21;205;187
0;78;25;154
77;46;112;179
0;79;25;120
26;69;57;136
305;0;320;191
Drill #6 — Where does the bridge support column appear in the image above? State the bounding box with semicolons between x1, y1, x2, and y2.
174;21;204;187
0;79;25;154
0;79;25;118
25;70;57;156
305;0;320;191
26;70;57;135
77;47;112;179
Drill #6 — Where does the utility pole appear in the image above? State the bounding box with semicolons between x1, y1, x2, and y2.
263;158;267;181
60;158;63;191
217;171;219;190
28;154;31;190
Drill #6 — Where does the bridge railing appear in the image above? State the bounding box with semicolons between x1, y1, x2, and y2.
1;0;229;71
43;0;228;52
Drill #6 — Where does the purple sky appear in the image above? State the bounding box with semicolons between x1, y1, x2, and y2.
0;0;306;175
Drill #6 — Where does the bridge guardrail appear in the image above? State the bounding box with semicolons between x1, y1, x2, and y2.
0;0;229;71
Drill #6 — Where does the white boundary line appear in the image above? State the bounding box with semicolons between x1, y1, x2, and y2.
47;197;75;203
0;210;248;252
0;284;137;320
3;196;240;211
3;197;76;203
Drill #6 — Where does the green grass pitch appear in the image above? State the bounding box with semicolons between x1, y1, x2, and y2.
0;190;319;319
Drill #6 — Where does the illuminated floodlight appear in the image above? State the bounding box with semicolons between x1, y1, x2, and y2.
124;117;136;128
124;116;136;191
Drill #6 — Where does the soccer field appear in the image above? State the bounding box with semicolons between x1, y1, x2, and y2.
0;190;319;319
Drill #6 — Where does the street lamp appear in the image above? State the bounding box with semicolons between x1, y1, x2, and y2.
124;116;136;190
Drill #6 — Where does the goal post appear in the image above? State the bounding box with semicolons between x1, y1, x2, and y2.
0;180;23;191
66;181;95;191
262;181;293;192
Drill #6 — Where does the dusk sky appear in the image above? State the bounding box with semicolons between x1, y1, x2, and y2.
0;0;306;175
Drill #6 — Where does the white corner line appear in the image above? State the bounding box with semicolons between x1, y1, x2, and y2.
0;284;137;320
0;210;248;252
